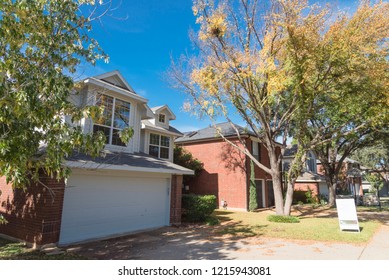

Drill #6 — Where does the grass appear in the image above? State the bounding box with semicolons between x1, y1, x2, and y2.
0;239;86;260
214;206;384;243
357;205;389;212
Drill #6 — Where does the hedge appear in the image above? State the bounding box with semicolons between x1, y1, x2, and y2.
182;194;217;222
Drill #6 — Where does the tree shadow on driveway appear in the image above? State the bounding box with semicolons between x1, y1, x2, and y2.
64;224;250;260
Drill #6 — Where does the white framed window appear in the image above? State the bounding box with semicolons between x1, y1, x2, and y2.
93;93;131;147
252;141;261;161
158;114;166;123
149;133;170;159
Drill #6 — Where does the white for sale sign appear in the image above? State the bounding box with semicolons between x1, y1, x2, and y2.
335;198;360;233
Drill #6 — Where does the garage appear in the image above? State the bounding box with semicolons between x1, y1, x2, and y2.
59;170;171;245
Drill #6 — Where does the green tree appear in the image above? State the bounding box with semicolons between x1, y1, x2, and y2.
173;145;204;184
0;0;113;187
303;0;389;206
352;137;389;175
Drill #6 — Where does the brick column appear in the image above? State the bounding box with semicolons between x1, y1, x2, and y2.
170;175;183;225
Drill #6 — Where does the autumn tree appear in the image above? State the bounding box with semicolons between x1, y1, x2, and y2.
170;0;341;215
0;0;116;187
170;0;389;215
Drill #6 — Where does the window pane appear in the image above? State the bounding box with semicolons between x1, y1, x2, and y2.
149;145;159;157
150;133;159;145
111;129;126;146
93;125;110;144
95;93;113;126
161;136;170;147
113;99;130;129
160;147;169;159
159;114;165;123
252;141;258;157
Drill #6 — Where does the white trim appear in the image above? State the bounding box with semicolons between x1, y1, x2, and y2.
84;78;148;103
142;124;183;137
64;161;194;175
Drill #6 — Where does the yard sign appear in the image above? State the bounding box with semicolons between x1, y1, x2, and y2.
335;198;360;233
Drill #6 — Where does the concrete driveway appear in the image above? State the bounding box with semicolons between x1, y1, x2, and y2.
65;221;389;260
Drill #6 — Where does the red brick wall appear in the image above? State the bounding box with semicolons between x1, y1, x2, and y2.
180;139;248;209
294;182;319;200
0;175;65;246
170;175;182;225
245;139;275;208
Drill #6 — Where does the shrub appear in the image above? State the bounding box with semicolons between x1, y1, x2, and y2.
305;189;318;204
0;214;7;225
267;215;300;223
205;216;220;226
182;194;217;222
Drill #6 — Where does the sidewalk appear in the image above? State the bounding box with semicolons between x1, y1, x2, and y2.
358;223;389;260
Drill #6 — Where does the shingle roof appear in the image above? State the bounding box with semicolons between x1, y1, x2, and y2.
175;122;253;143
284;144;298;157
65;151;194;175
142;120;183;136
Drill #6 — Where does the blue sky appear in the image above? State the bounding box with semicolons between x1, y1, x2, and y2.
78;0;360;133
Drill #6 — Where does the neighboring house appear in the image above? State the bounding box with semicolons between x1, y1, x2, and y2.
360;171;389;197
0;70;193;247
283;145;328;200
283;145;364;200
175;122;277;211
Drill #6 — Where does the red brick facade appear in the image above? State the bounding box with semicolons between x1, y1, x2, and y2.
0;175;65;247
179;137;274;210
170;175;183;225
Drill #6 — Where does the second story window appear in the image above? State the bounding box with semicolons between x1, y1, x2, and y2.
306;152;317;173
158;114;166;123
149;133;170;159
93;93;131;147
252;141;261;161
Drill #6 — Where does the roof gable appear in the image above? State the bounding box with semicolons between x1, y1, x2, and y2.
93;70;135;93
151;105;176;120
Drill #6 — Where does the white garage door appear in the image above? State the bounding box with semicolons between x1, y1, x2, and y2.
59;171;171;245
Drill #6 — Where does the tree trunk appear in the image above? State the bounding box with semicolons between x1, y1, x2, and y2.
268;149;291;216
283;180;295;215
272;169;285;215
328;181;336;207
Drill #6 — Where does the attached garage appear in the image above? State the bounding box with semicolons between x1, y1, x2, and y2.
59;170;171;245
0;152;193;247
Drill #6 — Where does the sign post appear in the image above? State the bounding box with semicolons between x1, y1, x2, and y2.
336;198;360;232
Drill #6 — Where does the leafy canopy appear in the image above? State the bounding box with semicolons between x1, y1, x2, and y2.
0;0;110;187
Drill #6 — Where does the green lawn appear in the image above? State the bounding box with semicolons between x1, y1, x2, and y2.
0;239;86;260
213;206;383;243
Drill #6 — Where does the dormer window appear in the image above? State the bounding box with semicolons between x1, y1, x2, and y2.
158;114;166;124
93;93;131;147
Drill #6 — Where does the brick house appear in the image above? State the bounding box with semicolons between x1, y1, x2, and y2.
283;144;364;202
0;71;193;247
175;122;278;211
